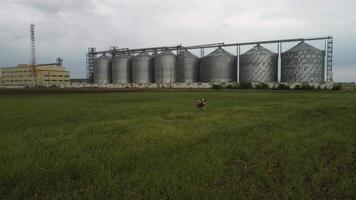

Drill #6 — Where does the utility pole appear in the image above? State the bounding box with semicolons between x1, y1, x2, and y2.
56;57;63;67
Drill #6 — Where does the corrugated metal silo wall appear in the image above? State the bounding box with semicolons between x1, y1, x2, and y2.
132;53;153;83
176;51;200;83
201;49;236;82
239;47;278;82
281;50;325;82
93;55;111;84
154;51;176;83
111;55;132;83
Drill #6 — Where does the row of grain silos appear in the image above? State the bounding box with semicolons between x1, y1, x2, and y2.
93;49;201;84
93;41;325;84
239;42;325;82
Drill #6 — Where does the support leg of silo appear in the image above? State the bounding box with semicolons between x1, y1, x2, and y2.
278;42;282;82
237;45;240;83
324;39;327;82
200;48;204;82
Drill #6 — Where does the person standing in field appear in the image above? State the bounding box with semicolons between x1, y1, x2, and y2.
196;99;208;112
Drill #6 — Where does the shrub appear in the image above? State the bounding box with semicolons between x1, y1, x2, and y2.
226;84;234;89
255;83;269;90
301;83;314;90
294;85;301;90
226;83;239;89
239;82;252;89
211;84;223;89
332;84;342;90
276;84;290;90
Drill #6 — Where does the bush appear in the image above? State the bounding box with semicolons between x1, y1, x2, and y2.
226;83;239;89
301;83;314;90
226;84;234;89
294;85;301;90
211;84;223;89
332;84;342;90
276;84;290;90
255;83;269;90
239;82;252;89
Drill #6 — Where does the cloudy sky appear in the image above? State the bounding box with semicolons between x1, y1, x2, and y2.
0;0;355;81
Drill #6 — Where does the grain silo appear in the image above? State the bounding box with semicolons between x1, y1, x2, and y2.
239;44;278;82
153;50;176;83
111;53;131;84
93;54;111;84
132;51;153;83
176;49;200;83
201;47;236;82
281;41;325;82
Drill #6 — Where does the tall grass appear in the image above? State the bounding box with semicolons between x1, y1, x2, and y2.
0;91;355;199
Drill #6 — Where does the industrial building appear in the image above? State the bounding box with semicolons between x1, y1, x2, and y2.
0;63;70;86
0;24;71;87
87;36;333;85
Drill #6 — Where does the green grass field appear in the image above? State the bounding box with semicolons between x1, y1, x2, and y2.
0;90;355;199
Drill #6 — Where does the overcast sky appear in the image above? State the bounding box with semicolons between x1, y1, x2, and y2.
0;0;355;81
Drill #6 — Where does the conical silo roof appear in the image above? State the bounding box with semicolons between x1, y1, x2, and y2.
206;47;233;57
114;53;131;59
135;51;151;57
244;44;275;55
98;54;111;60
286;42;322;52
158;50;175;56
179;50;198;58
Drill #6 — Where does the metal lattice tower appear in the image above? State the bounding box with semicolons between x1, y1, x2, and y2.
30;24;36;66
326;37;333;81
86;48;96;82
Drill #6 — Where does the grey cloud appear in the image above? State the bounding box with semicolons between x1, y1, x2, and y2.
11;0;94;14
0;0;355;81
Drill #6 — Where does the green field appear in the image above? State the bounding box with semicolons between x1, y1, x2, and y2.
0;90;355;199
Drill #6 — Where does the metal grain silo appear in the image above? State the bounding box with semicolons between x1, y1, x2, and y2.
154;50;176;83
201;47;236;82
176;50;200;83
111;53;131;83
93;54;111;84
281;42;325;83
132;52;153;83
239;44;278;82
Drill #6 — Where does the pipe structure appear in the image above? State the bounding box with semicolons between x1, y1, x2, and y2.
91;36;332;56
